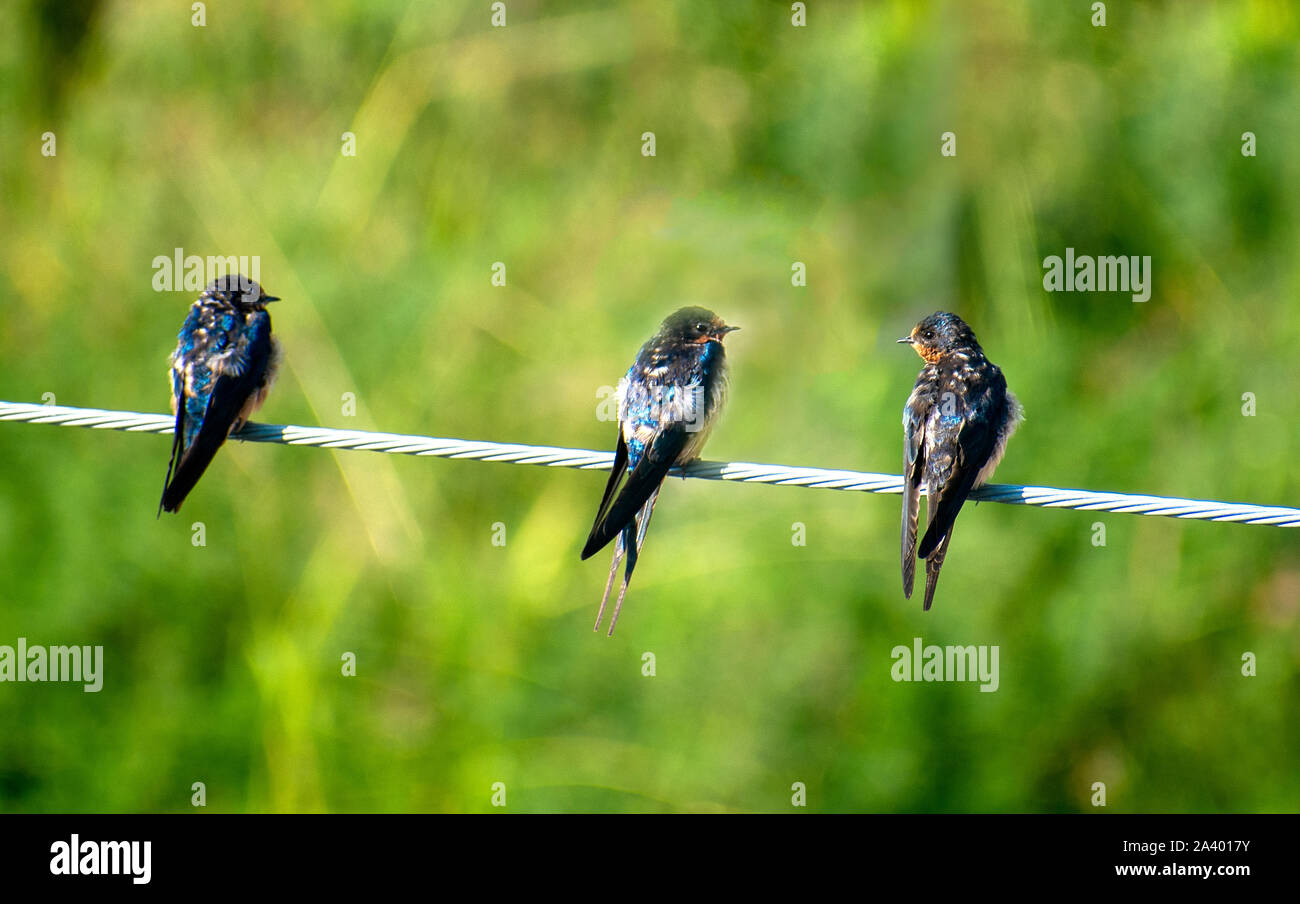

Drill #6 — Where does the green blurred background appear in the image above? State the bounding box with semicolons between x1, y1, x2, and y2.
0;0;1297;813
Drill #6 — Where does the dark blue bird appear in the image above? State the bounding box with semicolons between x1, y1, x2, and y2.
898;312;1022;610
581;307;739;634
159;275;281;515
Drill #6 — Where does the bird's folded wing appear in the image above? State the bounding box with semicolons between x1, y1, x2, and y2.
917;415;997;559
581;426;684;560
901;409;925;597
160;327;271;512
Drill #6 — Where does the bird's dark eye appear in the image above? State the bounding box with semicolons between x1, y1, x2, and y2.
922;329;935;341
695;322;708;332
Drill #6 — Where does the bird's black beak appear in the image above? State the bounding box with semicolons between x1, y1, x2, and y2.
261;295;281;303
896;336;913;344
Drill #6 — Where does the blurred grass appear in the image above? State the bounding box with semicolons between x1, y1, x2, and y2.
0;0;1297;813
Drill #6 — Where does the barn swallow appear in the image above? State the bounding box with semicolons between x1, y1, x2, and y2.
898;312;1022;610
159;274;282;515
581;307;739;635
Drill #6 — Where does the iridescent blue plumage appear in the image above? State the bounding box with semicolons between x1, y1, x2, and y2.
581;306;739;635
159;275;282;514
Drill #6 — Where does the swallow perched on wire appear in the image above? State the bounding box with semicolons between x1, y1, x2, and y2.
581;307;739;635
159;274;281;515
898;312;1022;610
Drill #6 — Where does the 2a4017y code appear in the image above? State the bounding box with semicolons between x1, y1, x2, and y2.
1123;840;1251;855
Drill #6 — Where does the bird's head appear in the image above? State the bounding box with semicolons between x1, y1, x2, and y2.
659;306;740;346
898;311;978;362
203;274;279;310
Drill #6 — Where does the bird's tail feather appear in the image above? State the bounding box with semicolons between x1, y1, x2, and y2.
922;523;954;611
917;471;977;559
157;405;186;518
159;427;223;514
594;530;627;632
594;488;660;636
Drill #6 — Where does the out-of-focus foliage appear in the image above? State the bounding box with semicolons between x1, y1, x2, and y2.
0;0;1296;813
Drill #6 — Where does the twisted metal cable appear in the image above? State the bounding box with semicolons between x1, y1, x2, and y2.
2;400;1297;527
